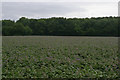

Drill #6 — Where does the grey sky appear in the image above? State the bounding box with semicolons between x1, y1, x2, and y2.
1;0;119;2
2;1;118;20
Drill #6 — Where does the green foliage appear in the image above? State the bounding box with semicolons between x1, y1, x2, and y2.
2;36;119;78
2;17;119;36
2;21;32;36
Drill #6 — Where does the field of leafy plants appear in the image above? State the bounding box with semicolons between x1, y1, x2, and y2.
2;36;119;78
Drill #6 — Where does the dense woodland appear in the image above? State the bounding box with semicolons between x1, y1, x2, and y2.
1;16;119;36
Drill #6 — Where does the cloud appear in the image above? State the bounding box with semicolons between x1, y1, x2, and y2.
2;2;87;20
2;2;118;20
2;0;119;2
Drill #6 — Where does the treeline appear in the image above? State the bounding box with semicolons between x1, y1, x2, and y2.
1;16;119;36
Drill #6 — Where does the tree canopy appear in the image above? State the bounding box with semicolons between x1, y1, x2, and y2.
2;16;119;36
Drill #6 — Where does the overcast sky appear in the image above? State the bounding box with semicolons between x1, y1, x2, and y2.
2;0;119;20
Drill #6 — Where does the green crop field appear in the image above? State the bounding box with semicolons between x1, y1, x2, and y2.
2;36;119;78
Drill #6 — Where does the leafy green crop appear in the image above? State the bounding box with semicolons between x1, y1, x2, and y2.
2;36;119;78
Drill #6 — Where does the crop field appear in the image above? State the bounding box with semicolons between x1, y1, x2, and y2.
2;36;119;78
